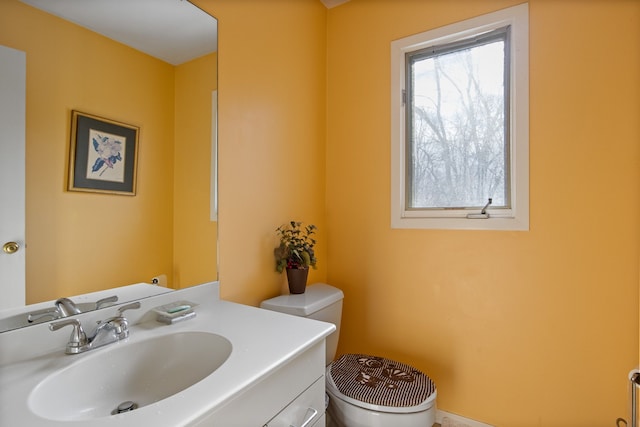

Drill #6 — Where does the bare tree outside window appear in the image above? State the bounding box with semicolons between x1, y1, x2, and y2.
407;31;509;210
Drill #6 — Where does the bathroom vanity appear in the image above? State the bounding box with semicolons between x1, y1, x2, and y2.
0;282;334;426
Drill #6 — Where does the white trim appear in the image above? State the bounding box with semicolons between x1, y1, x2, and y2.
436;409;495;427
210;90;218;222
391;3;529;231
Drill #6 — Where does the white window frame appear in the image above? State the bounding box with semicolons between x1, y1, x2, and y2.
210;90;218;222
391;3;529;231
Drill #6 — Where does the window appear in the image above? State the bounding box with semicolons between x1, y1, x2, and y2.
391;4;529;230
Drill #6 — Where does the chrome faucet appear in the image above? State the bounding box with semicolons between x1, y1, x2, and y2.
49;302;141;354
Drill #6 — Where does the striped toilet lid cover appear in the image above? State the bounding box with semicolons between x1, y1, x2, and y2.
329;354;436;409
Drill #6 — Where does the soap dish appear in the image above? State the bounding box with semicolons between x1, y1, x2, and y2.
153;300;197;324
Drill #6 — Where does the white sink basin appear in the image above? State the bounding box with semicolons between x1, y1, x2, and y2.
28;331;232;421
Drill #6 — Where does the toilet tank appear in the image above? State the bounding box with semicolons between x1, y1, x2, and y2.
260;283;344;365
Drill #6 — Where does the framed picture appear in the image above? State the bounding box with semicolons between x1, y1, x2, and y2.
68;111;139;195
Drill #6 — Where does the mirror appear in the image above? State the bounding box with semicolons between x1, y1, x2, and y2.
0;0;218;330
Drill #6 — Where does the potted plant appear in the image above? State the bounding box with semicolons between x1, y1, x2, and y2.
274;221;317;294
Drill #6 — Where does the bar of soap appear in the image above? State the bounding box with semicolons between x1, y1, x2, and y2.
167;304;191;314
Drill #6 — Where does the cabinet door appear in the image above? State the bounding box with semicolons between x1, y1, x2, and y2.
265;377;325;427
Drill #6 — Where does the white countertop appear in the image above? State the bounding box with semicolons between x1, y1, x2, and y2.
0;283;335;426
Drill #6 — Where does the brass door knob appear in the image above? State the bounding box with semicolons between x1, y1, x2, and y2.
2;242;19;254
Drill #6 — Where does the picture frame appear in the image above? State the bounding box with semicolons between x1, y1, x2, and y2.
68;111;139;195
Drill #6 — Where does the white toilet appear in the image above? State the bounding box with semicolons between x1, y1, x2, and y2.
260;283;437;427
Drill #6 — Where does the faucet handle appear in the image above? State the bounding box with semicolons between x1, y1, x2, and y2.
27;307;60;323
49;318;88;354
117;301;141;316
95;295;118;309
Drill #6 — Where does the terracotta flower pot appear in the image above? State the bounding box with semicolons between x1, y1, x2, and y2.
286;267;309;294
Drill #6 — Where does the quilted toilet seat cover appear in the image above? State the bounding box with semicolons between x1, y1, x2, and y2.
329;354;436;409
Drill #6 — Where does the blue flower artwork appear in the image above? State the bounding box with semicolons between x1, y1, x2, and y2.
86;130;126;182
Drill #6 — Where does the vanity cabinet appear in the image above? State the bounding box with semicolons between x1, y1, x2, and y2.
192;340;326;427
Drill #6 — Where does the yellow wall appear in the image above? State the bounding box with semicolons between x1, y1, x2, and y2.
326;0;640;425
174;52;218;288
195;0;329;305
200;0;639;424
5;0;639;423
0;0;175;302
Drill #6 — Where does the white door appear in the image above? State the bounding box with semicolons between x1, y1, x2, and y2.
0;45;26;309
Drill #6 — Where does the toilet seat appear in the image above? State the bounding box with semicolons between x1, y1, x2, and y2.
327;354;436;414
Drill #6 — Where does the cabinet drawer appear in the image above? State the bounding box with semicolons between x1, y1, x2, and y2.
265;376;325;427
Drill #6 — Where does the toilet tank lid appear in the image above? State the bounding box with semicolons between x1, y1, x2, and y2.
260;283;344;317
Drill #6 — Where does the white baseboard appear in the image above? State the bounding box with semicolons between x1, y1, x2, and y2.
436;409;494;427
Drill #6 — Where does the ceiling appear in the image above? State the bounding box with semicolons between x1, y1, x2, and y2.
19;0;218;65
320;0;350;7
19;0;349;65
